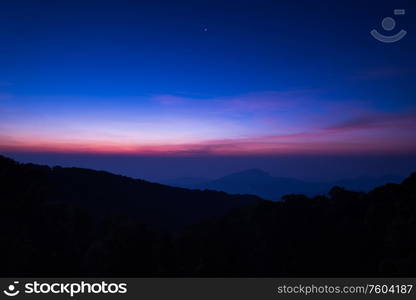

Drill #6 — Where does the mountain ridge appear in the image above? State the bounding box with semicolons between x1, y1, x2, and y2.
0;155;262;230
1;154;416;276
162;169;403;200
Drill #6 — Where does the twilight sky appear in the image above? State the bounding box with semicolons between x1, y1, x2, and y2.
1;0;416;179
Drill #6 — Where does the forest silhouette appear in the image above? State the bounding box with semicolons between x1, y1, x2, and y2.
0;154;415;277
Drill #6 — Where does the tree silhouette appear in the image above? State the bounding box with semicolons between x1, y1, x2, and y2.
0;155;415;276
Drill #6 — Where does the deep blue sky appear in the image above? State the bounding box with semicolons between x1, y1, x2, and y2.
1;0;415;180
1;0;415;97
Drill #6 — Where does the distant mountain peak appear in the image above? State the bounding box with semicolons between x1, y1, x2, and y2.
235;168;271;177
218;168;273;182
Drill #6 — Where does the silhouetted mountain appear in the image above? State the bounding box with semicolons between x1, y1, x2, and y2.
197;169;321;200
176;176;416;276
161;176;212;187
217;168;274;182
163;169;402;200
330;174;402;192
1;154;415;277
0;155;261;230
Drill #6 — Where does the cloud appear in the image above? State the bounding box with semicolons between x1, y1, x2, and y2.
352;67;415;80
1;91;415;156
327;112;416;131
3;117;415;156
150;94;190;105
150;90;321;111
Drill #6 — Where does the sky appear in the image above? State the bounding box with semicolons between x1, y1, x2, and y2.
1;0;416;180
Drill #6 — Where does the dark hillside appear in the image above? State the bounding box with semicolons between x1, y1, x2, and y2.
0;155;415;277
